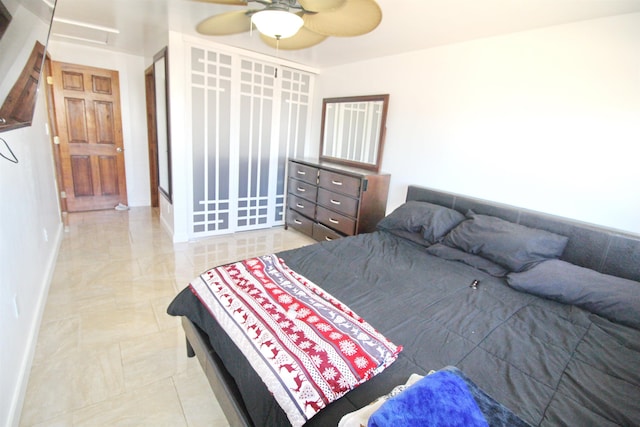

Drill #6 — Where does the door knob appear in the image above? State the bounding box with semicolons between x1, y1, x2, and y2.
116;147;123;153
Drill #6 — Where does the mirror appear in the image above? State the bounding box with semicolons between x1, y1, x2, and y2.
319;94;389;172
154;47;172;202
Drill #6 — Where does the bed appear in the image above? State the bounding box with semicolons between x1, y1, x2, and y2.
167;185;640;426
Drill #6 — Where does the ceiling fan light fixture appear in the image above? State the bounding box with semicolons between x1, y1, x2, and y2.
252;10;304;39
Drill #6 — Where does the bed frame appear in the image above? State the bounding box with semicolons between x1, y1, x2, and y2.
182;185;640;427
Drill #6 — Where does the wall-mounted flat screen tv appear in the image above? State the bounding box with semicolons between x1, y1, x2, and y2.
0;0;56;133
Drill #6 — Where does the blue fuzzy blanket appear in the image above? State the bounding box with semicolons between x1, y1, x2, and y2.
368;367;531;427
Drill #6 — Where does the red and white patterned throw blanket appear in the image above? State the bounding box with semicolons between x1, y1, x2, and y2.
189;254;402;427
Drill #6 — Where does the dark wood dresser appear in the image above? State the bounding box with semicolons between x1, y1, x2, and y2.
286;159;390;241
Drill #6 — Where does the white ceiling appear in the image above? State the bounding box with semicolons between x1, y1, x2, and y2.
49;0;640;68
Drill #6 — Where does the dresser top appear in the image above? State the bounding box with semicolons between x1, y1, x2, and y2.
290;158;390;178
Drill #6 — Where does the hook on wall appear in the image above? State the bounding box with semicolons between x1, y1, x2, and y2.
0;137;19;164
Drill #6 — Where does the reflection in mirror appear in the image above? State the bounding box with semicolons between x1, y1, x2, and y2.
154;48;171;202
320;94;389;172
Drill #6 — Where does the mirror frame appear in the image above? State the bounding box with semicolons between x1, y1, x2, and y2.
319;94;389;172
154;47;172;202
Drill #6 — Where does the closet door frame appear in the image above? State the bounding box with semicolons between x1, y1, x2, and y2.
186;41;315;239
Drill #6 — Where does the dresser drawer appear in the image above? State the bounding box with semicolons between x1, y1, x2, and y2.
316;206;356;236
288;177;318;201
318;170;361;198
287;194;316;218
286;209;313;236
288;161;318;185
312;223;342;242
317;188;358;217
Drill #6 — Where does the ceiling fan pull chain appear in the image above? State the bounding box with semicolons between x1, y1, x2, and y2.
275;36;280;78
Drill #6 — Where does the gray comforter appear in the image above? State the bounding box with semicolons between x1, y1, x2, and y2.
167;231;640;426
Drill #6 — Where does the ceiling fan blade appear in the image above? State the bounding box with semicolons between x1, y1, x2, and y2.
260;27;328;50
196;10;253;35
196;0;248;5
303;0;382;37
298;0;346;12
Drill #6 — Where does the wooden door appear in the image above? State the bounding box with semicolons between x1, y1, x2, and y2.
51;61;127;212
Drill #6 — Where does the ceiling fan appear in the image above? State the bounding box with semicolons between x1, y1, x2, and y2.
196;0;382;50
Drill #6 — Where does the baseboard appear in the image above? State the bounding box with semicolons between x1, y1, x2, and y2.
7;221;63;427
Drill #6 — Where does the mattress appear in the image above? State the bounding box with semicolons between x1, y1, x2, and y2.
168;230;640;426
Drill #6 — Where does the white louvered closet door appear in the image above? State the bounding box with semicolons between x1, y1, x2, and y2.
189;45;313;237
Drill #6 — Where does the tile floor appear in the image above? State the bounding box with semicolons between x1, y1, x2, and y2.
19;207;316;426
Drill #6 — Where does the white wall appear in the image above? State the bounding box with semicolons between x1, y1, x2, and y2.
314;13;640;235
164;31;187;242
0;41;153;427
46;41;152;208
0;84;62;426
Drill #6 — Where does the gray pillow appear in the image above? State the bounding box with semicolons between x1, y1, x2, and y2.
442;212;568;272
426;243;508;277
377;201;465;244
507;259;640;330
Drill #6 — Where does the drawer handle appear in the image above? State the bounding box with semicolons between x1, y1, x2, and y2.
296;187;306;192
296;170;306;175
293;219;302;225
331;180;343;186
330;199;341;205
329;218;339;224
296;203;304;208
325;236;333;241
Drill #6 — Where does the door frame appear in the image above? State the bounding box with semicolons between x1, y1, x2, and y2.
144;64;159;208
43;55;69;228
